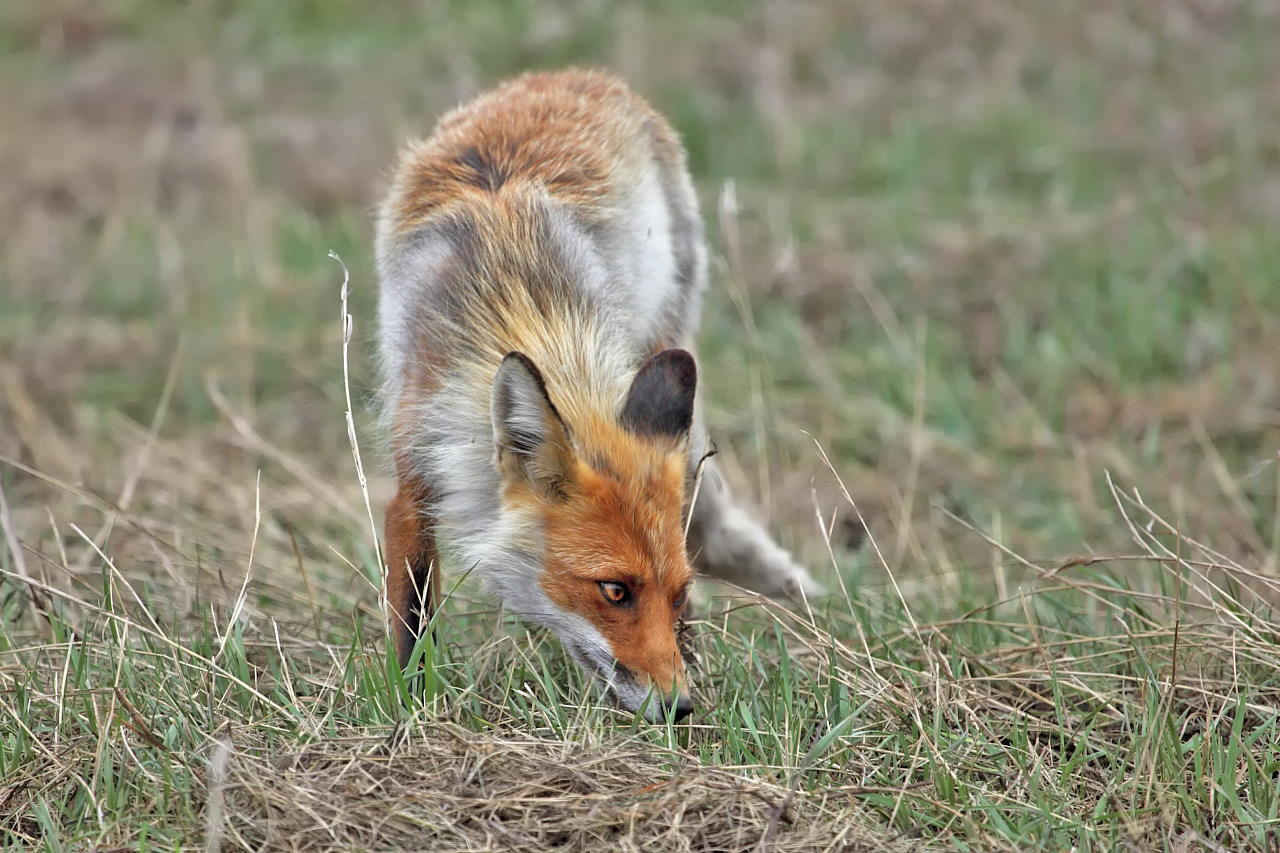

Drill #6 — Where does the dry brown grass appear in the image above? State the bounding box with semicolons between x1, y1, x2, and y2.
216;724;928;852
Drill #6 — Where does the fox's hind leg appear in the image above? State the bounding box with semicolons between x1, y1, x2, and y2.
684;415;826;602
384;477;440;668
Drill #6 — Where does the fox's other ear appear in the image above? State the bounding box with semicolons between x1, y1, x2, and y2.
491;352;576;497
620;349;697;440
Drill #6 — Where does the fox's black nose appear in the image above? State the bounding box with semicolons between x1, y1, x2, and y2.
665;695;694;721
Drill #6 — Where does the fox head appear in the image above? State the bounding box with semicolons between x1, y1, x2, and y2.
490;348;697;721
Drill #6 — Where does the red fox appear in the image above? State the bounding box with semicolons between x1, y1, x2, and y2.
376;68;823;721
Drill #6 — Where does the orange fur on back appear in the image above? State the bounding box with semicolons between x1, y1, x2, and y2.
384;70;684;234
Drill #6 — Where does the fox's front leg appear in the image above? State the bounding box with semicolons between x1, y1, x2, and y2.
384;477;440;668
684;418;826;601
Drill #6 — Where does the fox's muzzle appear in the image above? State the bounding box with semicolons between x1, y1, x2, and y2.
661;693;695;721
606;662;693;721
570;643;693;721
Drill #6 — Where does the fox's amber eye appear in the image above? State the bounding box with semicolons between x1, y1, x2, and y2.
599;581;630;605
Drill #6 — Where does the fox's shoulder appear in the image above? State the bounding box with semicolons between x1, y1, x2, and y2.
381;68;685;238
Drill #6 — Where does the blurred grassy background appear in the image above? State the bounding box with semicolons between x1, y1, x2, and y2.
2;1;1280;850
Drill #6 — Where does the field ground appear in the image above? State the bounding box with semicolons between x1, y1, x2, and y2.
2;1;1280;850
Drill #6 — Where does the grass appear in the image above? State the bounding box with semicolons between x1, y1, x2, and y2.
2;0;1280;849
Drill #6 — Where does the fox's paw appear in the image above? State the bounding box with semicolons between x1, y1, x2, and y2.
696;504;828;602
751;544;826;603
779;560;827;602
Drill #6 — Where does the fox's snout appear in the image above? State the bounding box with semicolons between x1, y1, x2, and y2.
648;692;694;722
667;694;695;721
571;640;693;721
605;660;694;722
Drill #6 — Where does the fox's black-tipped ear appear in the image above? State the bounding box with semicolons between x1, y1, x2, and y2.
620;349;697;440
491;352;575;497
